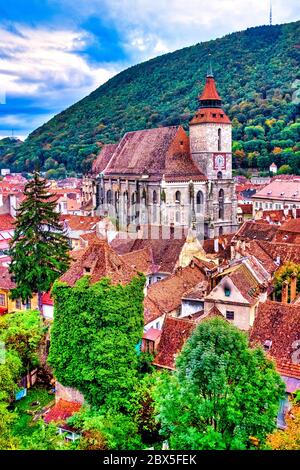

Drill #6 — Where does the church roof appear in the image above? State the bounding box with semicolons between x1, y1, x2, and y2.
190;107;231;125
199;76;222;101
92;144;118;174
104;126;206;181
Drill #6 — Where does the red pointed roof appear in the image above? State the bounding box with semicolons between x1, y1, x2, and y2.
199;76;222;101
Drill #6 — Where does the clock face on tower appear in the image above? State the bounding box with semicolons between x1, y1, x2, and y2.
213;153;227;171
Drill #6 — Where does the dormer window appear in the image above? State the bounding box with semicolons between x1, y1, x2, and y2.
224;287;231;297
212;113;217;118
220;113;224;118
263;340;272;351
84;267;91;274
180;140;184;146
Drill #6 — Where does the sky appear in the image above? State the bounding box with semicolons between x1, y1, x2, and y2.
0;0;299;140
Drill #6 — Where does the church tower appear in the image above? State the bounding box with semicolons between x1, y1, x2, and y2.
189;69;232;180
189;69;238;238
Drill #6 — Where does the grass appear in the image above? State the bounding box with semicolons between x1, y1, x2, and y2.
11;386;54;438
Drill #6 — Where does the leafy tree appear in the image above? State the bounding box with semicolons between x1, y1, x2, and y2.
0;310;43;371
20;420;68;450
274;262;300;301
8;171;70;310
154;318;285;450
267;405;300;450
48;274;145;409
0;402;19;450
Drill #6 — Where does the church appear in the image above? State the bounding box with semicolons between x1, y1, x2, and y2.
82;70;238;239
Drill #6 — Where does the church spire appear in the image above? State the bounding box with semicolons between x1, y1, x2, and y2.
270;0;273;26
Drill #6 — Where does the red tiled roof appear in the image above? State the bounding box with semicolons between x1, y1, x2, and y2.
190;107;231;125
250;301;300;362
254;180;300;201
44;400;81;424
238;203;253;215
121;247;154;275
143;328;162;342
0;266;15;290
145;264;207;320
153;317;196;370
199;76;222;101
42;292;53;306
233;220;278;242
92;144;118;174
278;218;300;234
60;215;101;231
229;263;261;305
0;213;15;231
276;361;300;380
258;240;300;265
104;126;205;180
60;240;138;287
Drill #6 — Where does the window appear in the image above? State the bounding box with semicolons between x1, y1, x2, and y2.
224;287;231;297
153;190;157;204
218;128;222;151
217;171;223;179
218;189;225;219
106;190;112;204
15;298;22;310
131;192;137;205
0;293;5;306
226;311;234;320
156;276;162;282
156;322;160;329
263;340;272;351
196;191;204;213
175;211;181;223
23;299;31;310
175;191;181;204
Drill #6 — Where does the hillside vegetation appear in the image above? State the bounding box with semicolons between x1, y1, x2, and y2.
2;21;300;177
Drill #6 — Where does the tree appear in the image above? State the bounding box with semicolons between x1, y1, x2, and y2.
154;318;285;450
9;171;70;311
274;262;300;301
48;274;145;409
267;405;300;450
277;164;292;175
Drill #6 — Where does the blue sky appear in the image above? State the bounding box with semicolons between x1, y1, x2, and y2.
0;0;299;140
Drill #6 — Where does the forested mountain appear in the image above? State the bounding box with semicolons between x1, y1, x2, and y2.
2;21;300;177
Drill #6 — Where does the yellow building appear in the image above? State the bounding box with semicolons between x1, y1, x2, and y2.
0;266;38;315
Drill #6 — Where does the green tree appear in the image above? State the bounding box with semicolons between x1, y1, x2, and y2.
277;164;292;174
0;402;19;450
154;318;285;450
274;262;300;301
8;171;70;311
48;274;145;409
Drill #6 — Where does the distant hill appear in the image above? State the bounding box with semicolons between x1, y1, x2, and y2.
3;21;300;177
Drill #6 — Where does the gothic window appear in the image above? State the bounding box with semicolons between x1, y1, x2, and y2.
153;190;157;204
175;191;181;204
218;128;222;151
196;191;204;213
217;171;223;179
219;226;224;236
106;189;112;204
131;192;137;205
175;211;181;224
219;189;225;219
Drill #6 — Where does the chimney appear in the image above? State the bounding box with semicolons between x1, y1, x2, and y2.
291;272;298;302
281;280;289;304
292;205;297;219
214;237;219;253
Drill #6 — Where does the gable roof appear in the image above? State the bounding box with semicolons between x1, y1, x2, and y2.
0;266;15;290
145;264;207;318
233;220;278;242
60;240;138;287
254;179;300;201
60;215;101;231
120;247;154;275
153;317;196;370
92;144;118;174
250;301;300;363
44;400;81;424
104;126;205;181
0;213;15;231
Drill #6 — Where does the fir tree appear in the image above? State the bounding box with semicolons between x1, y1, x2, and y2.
9;171;70;311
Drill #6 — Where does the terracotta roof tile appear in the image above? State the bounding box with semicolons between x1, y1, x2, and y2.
190;107;231;125
104;126;205;180
254;180;300;201
0;213;15;231
250;301;300;362
145;264;207;318
92;144;118;174
44;400;81;424
153;317;196;370
60;240;138;287
60;215;101;231
0;266;15;290
121;247;154;275
42;292;54;306
199;76;222;101
234;220;278;242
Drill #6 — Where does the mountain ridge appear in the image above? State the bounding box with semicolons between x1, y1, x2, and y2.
2;20;300;176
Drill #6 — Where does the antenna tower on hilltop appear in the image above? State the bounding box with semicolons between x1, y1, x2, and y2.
270;0;273;26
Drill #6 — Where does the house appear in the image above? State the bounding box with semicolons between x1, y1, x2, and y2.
144;260;209;330
250;301;300;394
252;179;300;214
0;213;15;263
180;280;209;317
42;292;54;320
0;266;38;314
44;399;82;442
274;218;300;244
59;240;138;287
60;215;101;250
269;162;278;174
204;257;270;331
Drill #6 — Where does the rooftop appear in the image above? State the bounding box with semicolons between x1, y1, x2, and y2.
254;180;300;201
44;399;81;425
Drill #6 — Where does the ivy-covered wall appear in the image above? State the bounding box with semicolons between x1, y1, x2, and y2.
48;274;146;409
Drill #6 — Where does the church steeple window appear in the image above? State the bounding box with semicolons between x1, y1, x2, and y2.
218;128;222;151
